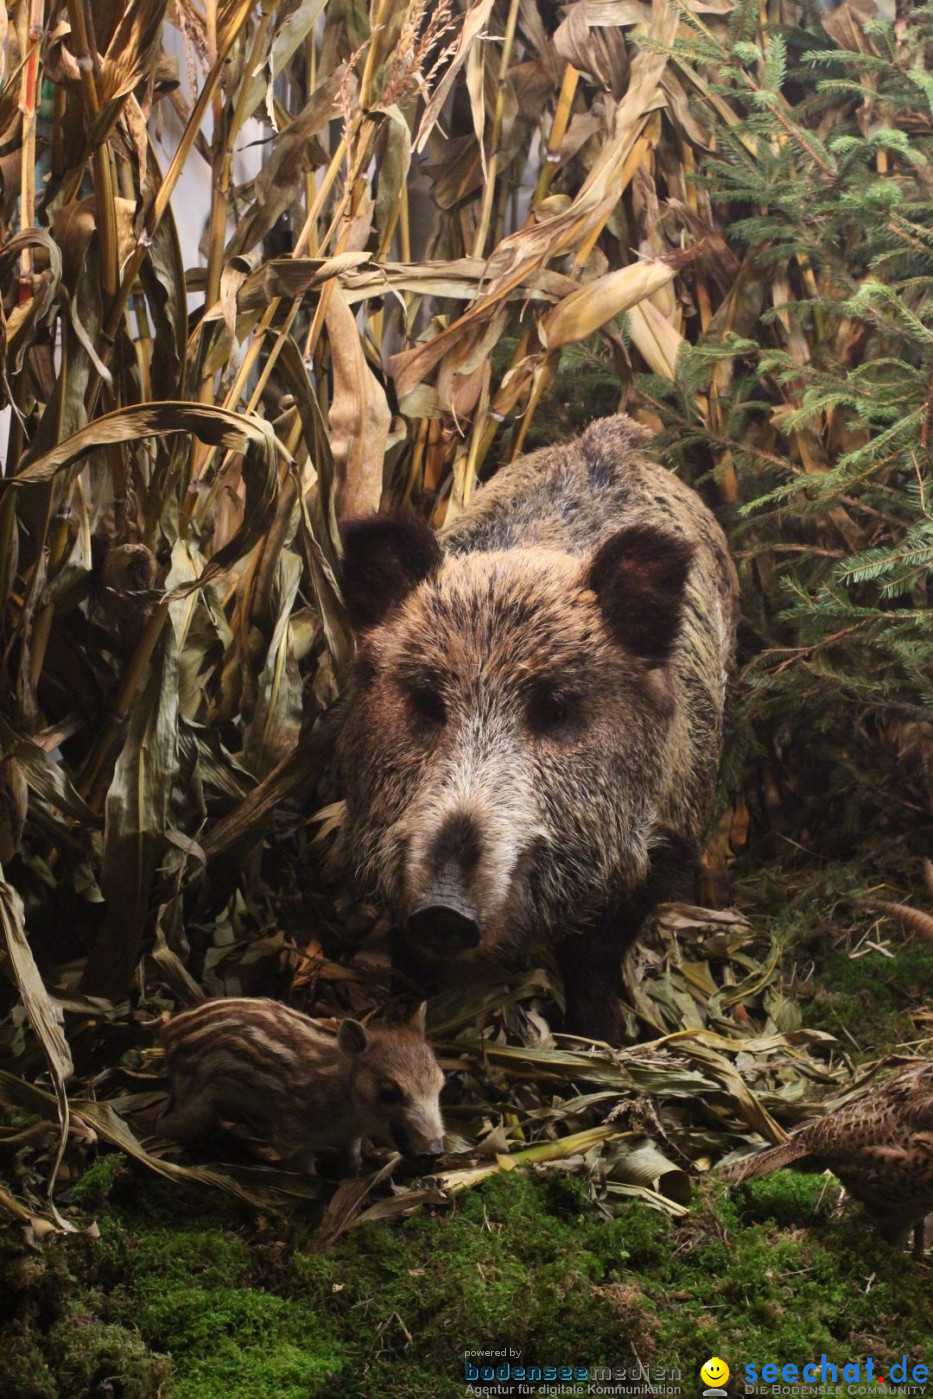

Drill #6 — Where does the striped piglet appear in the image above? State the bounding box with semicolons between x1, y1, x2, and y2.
159;997;445;1175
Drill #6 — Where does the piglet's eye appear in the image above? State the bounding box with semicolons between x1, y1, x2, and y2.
408;683;446;728
526;685;581;737
378;1082;405;1106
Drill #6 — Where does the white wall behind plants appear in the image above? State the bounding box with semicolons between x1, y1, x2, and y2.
156;22;267;293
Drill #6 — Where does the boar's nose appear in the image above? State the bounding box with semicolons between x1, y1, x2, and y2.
408;901;480;952
408;862;481;952
390;1127;445;1161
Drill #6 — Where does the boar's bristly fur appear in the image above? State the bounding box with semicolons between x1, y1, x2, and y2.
334;415;739;1041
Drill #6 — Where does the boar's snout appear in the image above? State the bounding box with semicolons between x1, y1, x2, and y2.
408;900;480;952
390;1123;445;1161
418;1136;446;1161
407;859;481;952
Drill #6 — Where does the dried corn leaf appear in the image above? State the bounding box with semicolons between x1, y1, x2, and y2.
73;1099;321;1211
81;622;179;998
13;402;282;588
0;716;99;828
326;286;392;517
242;550;304;778
0;870;74;1223
539;257;679;349
227;66;349;261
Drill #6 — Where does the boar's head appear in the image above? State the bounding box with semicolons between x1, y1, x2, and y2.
334;514;693;960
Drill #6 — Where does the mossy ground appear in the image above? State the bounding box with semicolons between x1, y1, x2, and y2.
3;1167;931;1399
3;860;932;1399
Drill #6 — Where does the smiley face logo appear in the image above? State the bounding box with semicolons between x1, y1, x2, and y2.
701;1358;730;1389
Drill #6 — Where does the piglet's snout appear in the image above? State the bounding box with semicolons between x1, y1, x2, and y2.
418;1137;446;1161
400;1111;446;1161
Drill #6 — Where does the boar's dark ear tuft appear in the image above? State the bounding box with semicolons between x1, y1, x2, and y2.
587;524;694;666
339;515;443;629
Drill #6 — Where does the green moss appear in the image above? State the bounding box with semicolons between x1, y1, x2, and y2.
45;1312;171;1399
0;1185;349;1399
128;1223;255;1290
3;1164;932;1399
282;1171;933;1391
69;1152;127;1210
800;938;933;1053
0;1326;58;1399
337;1175;624;1338
139;1287;344;1399
0;1226;167;1399
735;1168;839;1229
631;1181;933;1376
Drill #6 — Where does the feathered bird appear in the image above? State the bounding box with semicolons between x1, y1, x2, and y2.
721;1061;933;1255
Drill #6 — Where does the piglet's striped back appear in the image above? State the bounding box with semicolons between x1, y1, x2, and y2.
160;996;337;1074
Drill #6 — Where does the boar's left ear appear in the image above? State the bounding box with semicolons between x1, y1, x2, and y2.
339;515;443;629
338;1019;372;1056
586;523;694;666
409;1001;428;1036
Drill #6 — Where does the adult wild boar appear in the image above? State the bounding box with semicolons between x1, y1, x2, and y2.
334;416;739;1041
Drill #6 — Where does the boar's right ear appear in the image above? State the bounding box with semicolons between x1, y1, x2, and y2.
587;523;694;666
339;515;443;629
338;1019;372;1056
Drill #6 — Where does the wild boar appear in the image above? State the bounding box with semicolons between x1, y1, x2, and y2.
334;415;739;1040
159;997;445;1174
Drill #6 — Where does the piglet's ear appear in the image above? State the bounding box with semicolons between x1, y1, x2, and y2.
409;1001;428;1036
586;524;694;667
338;1019;371;1056
339;515;443;630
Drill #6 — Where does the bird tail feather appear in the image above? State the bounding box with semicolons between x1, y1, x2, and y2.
720;1137;811;1183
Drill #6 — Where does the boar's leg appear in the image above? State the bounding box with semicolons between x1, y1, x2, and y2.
337;1138;363;1177
389;925;437;994
276;1141;319;1176
558;843;695;1042
284;1139;359;1178
557;907;631;1043
159;1087;221;1150
161;1088;272;1163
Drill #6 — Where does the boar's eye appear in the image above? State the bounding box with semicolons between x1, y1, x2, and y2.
378;1081;406;1106
526;684;582;738
407;682;446;730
